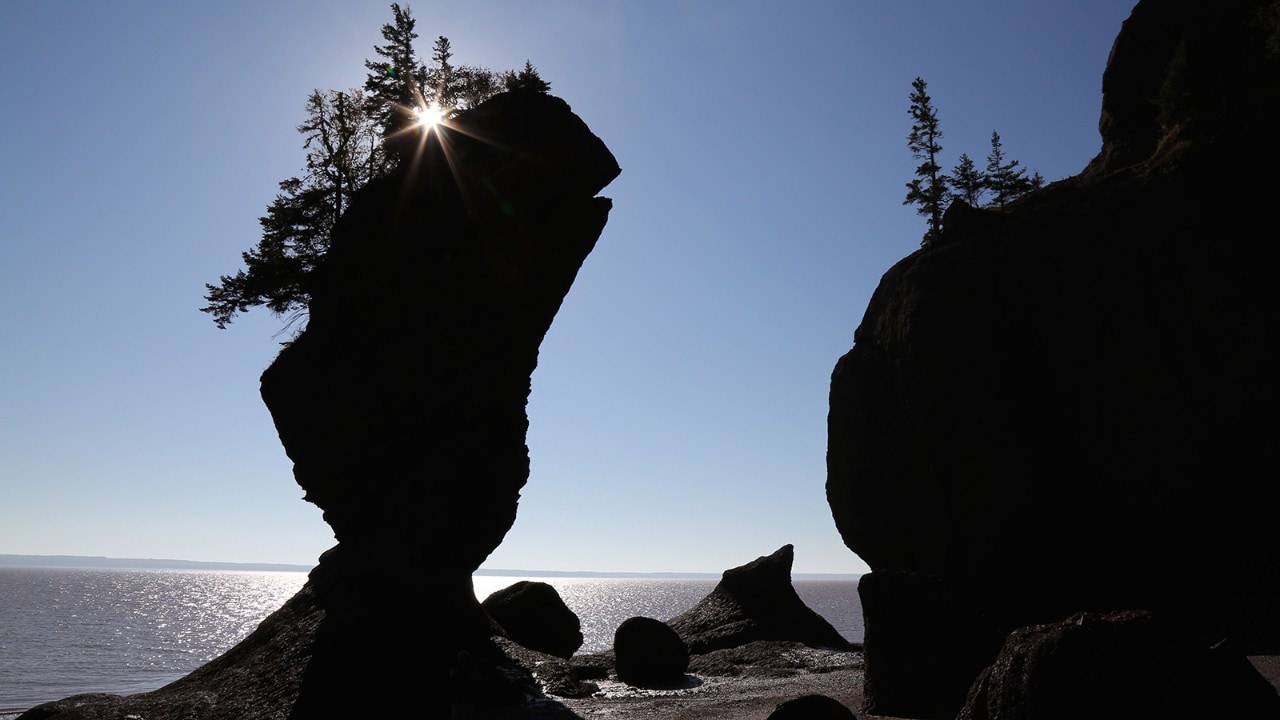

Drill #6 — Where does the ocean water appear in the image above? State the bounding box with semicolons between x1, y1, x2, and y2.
0;568;862;718
0;567;309;717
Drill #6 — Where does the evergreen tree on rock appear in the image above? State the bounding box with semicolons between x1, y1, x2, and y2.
202;3;549;331
904;77;948;247
949;152;986;208
985;130;1044;208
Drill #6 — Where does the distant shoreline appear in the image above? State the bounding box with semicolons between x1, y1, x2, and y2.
0;555;861;580
0;554;314;573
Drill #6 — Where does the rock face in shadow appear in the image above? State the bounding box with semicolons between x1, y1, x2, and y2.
19;91;617;720
957;610;1280;720
667;545;852;654
856;571;1005;720
826;2;1280;718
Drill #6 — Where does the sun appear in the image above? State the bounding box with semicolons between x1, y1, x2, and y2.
413;103;445;128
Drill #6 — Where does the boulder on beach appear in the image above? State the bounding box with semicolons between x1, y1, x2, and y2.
613;616;690;688
482;580;584;659
667;545;852;654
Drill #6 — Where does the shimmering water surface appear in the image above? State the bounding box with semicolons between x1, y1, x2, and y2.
1;568;861;717
0;567;307;717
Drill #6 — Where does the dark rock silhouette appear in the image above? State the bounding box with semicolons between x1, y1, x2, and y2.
668;545;852;654
20;90;617;720
483;580;584;659
957;610;1280;720
768;694;858;720
613;616;690;688
827;1;1280;718
857;571;1004;719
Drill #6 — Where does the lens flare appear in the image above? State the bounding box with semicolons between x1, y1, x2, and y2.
413;104;445;128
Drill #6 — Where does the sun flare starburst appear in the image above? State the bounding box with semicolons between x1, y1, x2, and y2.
413;104;445;128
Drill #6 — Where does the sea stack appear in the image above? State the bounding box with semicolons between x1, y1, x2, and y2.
19;90;618;720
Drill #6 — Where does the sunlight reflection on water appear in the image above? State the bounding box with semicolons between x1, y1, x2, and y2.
0;567;307;715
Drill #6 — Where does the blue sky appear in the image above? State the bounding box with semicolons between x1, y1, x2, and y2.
0;1;1136;575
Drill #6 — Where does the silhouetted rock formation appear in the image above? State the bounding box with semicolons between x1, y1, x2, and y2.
20;90;617;720
957;610;1280;720
856;571;1004;719
613;616;691;688
270;89;617;718
667;545;852;654
483;580;584;659
827;2;1280;718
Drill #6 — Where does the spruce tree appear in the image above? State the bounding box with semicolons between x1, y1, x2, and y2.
363;3;425;149
425;36;457;110
201;89;382;330
503;61;552;93
949;152;985;207
904;77;948;247
984;131;1043;208
298;89;385;225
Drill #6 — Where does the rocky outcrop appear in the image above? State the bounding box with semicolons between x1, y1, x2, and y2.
827;2;1280;718
687;640;862;679
667;545;852;654
958;610;1280;720
613;616;691;688
483;580;584;659
20;90;617;720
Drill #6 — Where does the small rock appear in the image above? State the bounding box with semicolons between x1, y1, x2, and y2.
768;694;857;720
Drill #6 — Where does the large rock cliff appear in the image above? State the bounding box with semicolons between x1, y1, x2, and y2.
827;1;1280;717
20;90;618;720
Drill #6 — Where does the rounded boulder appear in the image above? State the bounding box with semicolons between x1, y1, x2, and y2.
613;616;689;688
482;581;583;659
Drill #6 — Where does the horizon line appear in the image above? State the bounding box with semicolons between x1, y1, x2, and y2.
0;554;863;579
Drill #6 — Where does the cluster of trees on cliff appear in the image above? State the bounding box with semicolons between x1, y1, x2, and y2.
202;3;549;330
904;76;1044;247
